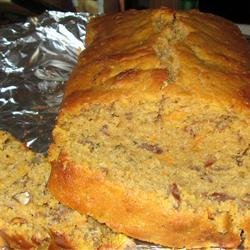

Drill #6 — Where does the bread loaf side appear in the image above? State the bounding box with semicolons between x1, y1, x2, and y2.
49;8;250;248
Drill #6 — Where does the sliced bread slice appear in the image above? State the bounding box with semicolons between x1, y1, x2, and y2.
0;130;134;249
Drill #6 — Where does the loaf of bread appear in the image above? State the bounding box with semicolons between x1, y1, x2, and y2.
48;8;250;248
0;130;133;249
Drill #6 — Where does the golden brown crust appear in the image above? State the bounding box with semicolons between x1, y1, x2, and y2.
62;8;250;113
49;153;242;248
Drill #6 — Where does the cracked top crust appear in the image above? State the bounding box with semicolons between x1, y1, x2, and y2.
62;8;250;112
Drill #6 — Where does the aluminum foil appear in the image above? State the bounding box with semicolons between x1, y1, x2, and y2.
0;11;89;152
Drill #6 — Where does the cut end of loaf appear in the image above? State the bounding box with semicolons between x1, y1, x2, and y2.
50;92;250;248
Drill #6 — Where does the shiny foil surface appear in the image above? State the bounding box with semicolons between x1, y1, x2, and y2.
0;11;89;152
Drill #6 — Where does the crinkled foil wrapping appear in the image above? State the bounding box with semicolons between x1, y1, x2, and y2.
0;10;166;249
0;11;89;153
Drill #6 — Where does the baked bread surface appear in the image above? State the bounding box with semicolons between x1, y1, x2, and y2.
49;8;250;248
0;130;133;249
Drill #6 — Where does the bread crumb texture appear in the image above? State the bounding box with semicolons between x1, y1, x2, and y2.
0;130;134;249
49;8;250;248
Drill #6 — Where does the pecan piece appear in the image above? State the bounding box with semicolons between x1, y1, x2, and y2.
204;155;217;167
238;230;245;250
209;192;235;202
140;143;163;154
235;146;249;167
169;183;181;209
100;124;110;136
124;112;133;120
50;231;72;249
170;183;181;202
